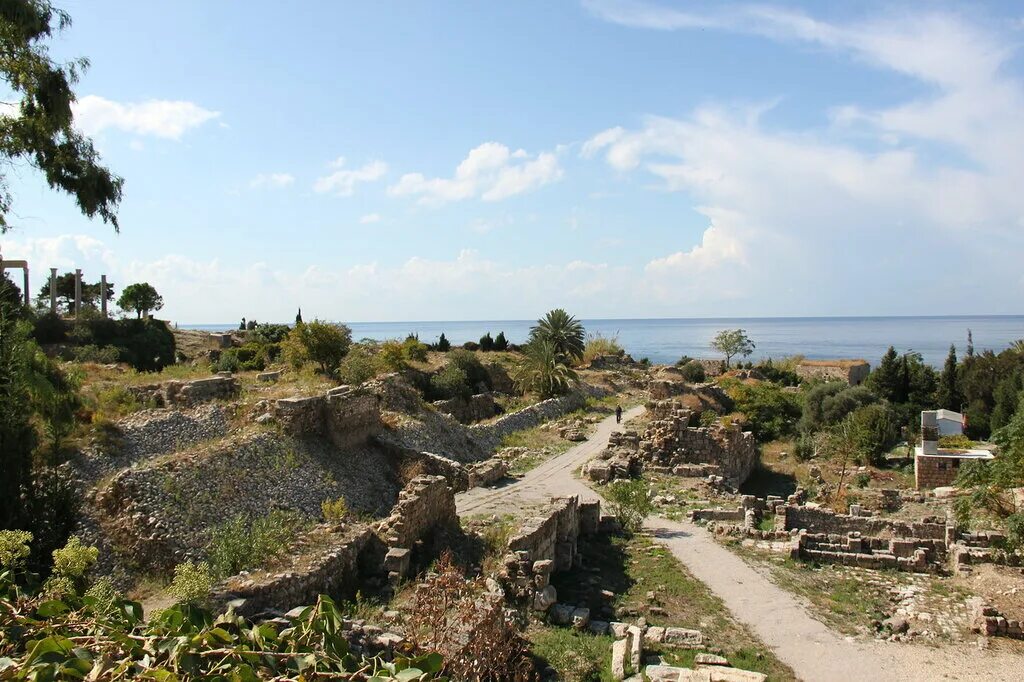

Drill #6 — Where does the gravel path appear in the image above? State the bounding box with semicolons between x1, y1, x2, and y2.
455;407;1022;682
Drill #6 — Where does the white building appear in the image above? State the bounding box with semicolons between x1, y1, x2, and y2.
934;409;965;436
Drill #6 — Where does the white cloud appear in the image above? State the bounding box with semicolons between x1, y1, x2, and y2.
249;173;295;189
73;95;220;139
389;142;563;205
313;159;388;196
359;213;382;224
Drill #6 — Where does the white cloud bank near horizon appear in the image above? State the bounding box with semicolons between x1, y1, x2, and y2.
72;95;221;139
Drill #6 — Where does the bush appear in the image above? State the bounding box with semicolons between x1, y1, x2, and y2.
793;432;817;461
939;434;975;449
402;336;429;362
755;358;800;386
678;361;706;383
581;332;623;365
337;345;379;385
250;323;291;344
321;497;349;524
213;350;241;373
479;332;494;351
376;340;408;373
799;383;879;434
604;479;653;533
430;365;471;401
435;333;451;352
493;331;509;351
206;510;306;578
282;320;352;375
168;560;214;604
32;312;67;343
699;410;718;427
447;349;491;392
0;529;33;570
462;341;480;351
849;403;901;465
854;472;871;488
72;344;120;364
728;381;802;442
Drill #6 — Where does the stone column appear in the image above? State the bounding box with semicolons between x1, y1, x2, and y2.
49;268;57;314
100;275;108;318
22;267;28;306
74;269;82;320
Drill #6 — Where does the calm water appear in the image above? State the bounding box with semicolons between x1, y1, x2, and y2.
180;316;1024;368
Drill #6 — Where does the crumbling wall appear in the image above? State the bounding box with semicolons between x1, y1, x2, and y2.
795;360;870;386
638;400;757;487
779;505;948;541
274;385;382;448
499;497;603;611
471;390;591;450
210;525;377;617
128;375;240;407
431;393;498;424
376;475;459;581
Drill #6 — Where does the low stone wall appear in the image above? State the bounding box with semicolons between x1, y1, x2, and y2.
211;525;377;617
778;505;949;541
914;454;960;489
471;390;592;451
376;475;459;582
797;532;939;572
431;392;498;424
971;600;1024;639
274;385;382;448
467;459;508;488
128;375;240;407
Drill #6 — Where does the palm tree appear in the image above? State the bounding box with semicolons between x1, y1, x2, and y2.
513;340;580;398
530;309;585;362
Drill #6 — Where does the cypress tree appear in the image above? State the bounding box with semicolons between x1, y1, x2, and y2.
869;346;902;403
936;344;962;411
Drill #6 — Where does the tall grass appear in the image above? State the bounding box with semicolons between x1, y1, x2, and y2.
581;332;624;365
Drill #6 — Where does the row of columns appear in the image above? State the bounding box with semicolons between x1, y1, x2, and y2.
2;253;108;318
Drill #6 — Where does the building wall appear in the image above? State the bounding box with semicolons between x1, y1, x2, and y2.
915;455;961;489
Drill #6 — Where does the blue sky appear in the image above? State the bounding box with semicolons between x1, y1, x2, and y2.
2;1;1023;323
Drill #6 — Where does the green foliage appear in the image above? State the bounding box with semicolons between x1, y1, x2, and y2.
34;272;115;315
678;360;707;383
867;347;937;411
936;344;963;411
168;560;214;604
479;332;494;351
530;308;585;362
799;382;879;434
0;542;442;680
0;311;37;531
321;497;349;524
446;349;491;391
754;358;800;386
249;323;291;344
206;510;306;578
282;320;352;375
0;0;123;231
71;343;119;364
0;530;32;570
377;340;408;372
66;318;175;372
493;331;509;351
50;536;96;579
728;381;802;442
938;434;974;449
430;364;471;401
513;340;580;399
581;331;623;365
337;343;379;385
116;282;163;319
699;410;718;428
604;479;653;533
402;335;429;362
711;329;755;368
529;628;608;682
793;432;817;461
435;332;451;352
848;403;900;466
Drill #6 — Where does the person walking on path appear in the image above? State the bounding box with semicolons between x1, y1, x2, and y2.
615;405;622;424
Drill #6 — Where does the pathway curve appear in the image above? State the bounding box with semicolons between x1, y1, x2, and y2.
455;407;1022;682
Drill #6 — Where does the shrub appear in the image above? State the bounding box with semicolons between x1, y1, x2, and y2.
728;381;802;442
493;331;509;351
939;434;975;450
678;361;706;383
462;341;480;351
32;312;67;343
375;340;408;373
854;472;871;488
169;560;214;604
51;536;98;578
72;344;121;364
206;510;306;578
479;332;494;351
755;358;800;386
250;323;291;344
849;403;901;466
282;320;352;375
604;479;653;533
430;365;471;401
0;529;33;570
512;341;579;399
699;410;718;427
403;336;429;362
1006;513;1024;553
337;344;379;385
321;497;350;524
447;349;491;392
793;432;817;461
799;383;879;434
435;332;451;352
213;350;241;373
582;332;623;365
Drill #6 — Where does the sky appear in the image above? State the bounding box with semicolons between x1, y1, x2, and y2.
1;0;1023;324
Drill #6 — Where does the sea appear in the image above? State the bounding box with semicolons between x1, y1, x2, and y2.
178;316;1024;368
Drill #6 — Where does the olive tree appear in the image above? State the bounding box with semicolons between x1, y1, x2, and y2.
710;329;755;368
117;282;163;319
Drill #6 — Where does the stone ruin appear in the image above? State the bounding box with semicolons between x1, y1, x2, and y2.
431;392;498;424
586;399;757;488
376;475;460;583
274;384;383;449
128;374;240;408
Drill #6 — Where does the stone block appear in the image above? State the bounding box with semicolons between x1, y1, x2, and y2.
694;653;730;666
611;638;630;680
644;626;666;644
571;607;591;629
533;585;558;612
549;603;575;625
628;625;643;673
663;627;703;647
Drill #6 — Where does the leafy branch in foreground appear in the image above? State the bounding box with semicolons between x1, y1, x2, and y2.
0;531;443;680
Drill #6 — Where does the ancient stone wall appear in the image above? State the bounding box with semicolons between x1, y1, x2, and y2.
500;496;603;611
431;392;498;424
128;375;240;407
971;600;1024;639
779;505;949;541
794;360;870;386
637;400;757;487
274;385;382;448
470;390;592;451
210;525;377;617
376;475;458;550
914;455;960;489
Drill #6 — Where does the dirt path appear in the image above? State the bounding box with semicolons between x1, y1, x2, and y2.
455;407;1022;682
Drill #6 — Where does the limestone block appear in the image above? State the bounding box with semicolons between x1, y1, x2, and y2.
627;625;643;673
663;627;703;647
707;668;767;682
549;603;575;625
571;607;591;629
644;626;666;644
611;638;630;680
533;585;558;612
610;621;629;638
694;654;729;666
